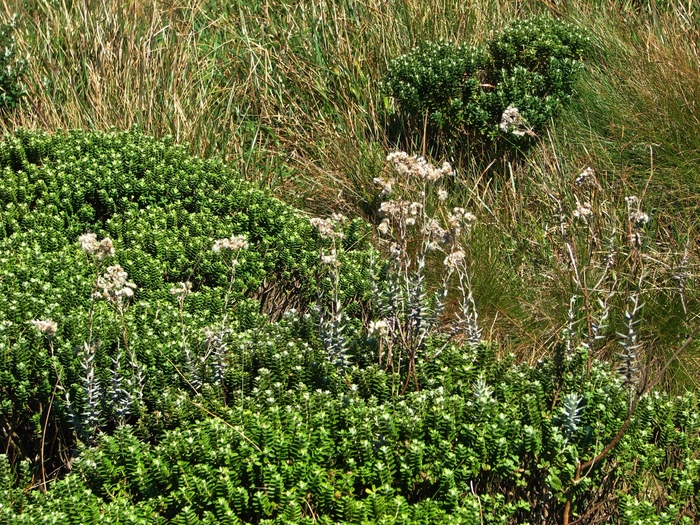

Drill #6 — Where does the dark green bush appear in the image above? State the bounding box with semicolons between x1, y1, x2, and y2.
0;16;27;112
383;16;591;154
381;41;488;130
0;128;373;481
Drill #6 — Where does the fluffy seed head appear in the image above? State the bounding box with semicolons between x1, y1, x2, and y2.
575;167;595;186
93;265;137;305
368;320;389;338
30;319;57;337
212;234;249;253
79;233;115;261
573;202;593;220
444;250;466;271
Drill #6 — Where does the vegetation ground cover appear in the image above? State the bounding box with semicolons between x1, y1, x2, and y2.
0;0;698;523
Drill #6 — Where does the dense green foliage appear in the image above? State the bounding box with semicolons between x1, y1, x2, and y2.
0;129;698;523
0;128;373;480
0;16;26;112
1;341;698;524
383;16;591;151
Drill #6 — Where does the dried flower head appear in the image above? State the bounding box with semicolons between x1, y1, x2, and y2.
377;219;391;236
573;201;593;220
30;319;57;338
625;195;649;228
93;265;137;305
380;199;412;219
170;281;192;299
422;218;448;243
499;105;534;137
368;320;389;338
320;250;340;266
386;151;446;182
373;177;394;196
389;242;403;259
437;189;448;202
79;233;115;261
448;208;475;229
575;167;596;187
629;210;649;227
212;234;249;253
310;217;344;239
444;250;466;271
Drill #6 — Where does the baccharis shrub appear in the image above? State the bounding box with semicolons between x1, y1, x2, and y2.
382;41;488;130
384;16;591;153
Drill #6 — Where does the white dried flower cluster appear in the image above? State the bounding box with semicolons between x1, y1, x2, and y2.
331;213;347;223
373;177;394;196
202;326;232;347
437;189;449;202
212;235;249;253
93;265;137;305
629;210;649;226
625;195;649;247
444;250;466;271
30;319;57;337
625;195;649;226
575;167;596;186
379;199;422;220
377;219;391;236
320;249;340;266
499;105;533;137
310;217;344;239
573;201;593;220
422;218;448;243
79;233;115;261
368;319;389;338
386;151;452;182
170;281;192;299
447;207;476;236
500;106;522;132
389;242;403;259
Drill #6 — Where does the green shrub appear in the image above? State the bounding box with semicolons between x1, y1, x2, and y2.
381;41;488;130
1;129;697;524
1;343;697;524
0;128;373;480
0;16;27;112
383;16;591;154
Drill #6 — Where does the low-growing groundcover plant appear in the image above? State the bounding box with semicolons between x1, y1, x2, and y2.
0;131;698;524
0;128;374;482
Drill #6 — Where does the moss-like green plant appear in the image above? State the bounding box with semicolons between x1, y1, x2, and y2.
1;342;697;524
